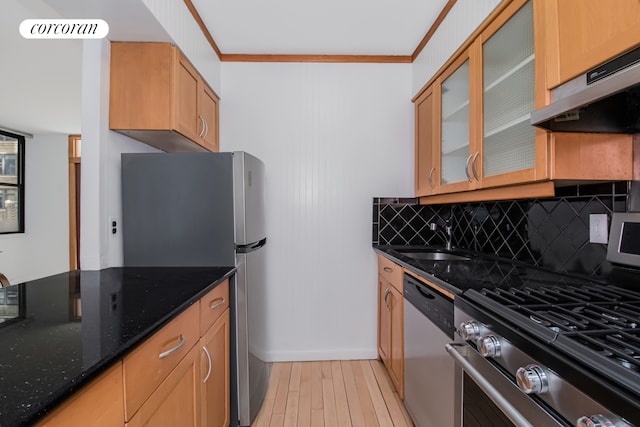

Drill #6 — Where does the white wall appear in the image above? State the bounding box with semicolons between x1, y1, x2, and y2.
411;0;501;96
0;134;70;284
80;39;160;271
141;0;222;95
80;0;225;269
221;62;414;361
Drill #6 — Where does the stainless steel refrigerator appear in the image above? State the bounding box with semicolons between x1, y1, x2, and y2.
121;151;269;426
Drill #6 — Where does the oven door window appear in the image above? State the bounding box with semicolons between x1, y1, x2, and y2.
463;373;515;427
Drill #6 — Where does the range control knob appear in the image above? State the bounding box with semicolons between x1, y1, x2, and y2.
477;335;501;358
576;415;615;427
516;364;548;394
459;321;480;342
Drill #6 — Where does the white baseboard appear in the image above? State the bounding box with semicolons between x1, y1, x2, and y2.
257;348;378;363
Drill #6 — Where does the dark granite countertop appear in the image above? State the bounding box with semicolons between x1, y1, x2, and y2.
0;266;235;427
373;245;615;295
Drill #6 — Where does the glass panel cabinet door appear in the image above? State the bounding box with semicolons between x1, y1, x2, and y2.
441;60;470;185
482;0;535;177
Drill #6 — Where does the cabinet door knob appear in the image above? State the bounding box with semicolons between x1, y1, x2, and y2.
383;267;393;273
202;117;209;139
464;153;473;182
471;152;480;181
202;346;213;383
428;167;436;189
383;288;391;308
198;115;206;138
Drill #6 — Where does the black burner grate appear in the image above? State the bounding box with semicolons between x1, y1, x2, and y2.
476;281;640;395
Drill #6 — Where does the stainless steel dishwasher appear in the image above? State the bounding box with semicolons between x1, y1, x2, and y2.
404;274;455;427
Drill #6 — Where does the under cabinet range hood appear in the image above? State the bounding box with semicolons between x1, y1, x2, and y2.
531;45;640;133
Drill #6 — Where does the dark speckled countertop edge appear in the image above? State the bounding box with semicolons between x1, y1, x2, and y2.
373;245;467;295
25;266;236;427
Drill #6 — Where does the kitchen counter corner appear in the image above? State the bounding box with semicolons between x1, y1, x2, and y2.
0;266;235;427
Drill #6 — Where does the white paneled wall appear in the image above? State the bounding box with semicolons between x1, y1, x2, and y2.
411;0;501;96
141;0;222;94
221;62;414;360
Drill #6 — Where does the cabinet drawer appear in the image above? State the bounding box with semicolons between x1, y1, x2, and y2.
377;255;402;291
123;303;199;420
126;344;200;427
199;279;229;336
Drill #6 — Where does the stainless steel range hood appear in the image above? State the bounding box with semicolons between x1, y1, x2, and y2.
531;45;640;133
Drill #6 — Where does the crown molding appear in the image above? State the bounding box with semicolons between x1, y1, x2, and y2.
184;0;457;63
411;0;457;61
220;54;412;63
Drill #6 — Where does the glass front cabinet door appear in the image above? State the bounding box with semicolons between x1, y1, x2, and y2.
478;0;548;188
434;52;477;194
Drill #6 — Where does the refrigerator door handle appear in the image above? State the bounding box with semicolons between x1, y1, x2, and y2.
236;237;267;254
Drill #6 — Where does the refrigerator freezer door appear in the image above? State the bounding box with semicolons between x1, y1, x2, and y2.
121;153;235;267
233;152;266;246
235;246;270;426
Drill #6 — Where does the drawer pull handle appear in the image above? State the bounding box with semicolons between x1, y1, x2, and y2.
202;346;212;383
159;334;185;359
383;267;393;273
210;297;226;310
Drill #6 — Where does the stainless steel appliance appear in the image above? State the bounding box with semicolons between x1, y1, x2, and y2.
403;274;455;427
448;264;640;426
531;44;640;133
121;151;269;427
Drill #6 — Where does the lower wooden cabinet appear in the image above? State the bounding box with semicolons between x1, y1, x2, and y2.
123;304;200;420
35;363;124;427
127;345;201;427
377;256;404;398
378;276;392;365
200;309;230;427
35;280;231;427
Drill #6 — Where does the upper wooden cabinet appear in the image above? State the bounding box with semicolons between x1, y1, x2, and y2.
435;52;477;194
417;0;546;197
414;0;634;201
414;87;437;197
541;0;640;89
110;42;220;153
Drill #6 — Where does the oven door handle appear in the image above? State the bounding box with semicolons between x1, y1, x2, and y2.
445;344;534;427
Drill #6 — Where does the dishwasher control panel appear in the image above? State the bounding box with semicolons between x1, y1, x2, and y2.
403;274;454;339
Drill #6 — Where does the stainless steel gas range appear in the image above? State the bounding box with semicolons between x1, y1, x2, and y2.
447;212;640;427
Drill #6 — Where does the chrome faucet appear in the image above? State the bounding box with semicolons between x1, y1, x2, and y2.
430;222;453;251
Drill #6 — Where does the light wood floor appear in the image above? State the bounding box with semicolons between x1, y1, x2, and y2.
253;360;414;427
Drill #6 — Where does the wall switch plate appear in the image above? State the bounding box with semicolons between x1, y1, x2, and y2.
589;213;609;244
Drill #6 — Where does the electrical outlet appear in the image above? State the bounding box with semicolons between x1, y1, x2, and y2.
109;218;118;237
589;214;609;244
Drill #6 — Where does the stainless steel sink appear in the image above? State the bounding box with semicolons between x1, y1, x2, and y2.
394;249;470;261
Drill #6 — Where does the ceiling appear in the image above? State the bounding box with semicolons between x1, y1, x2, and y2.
190;0;450;56
2;0;451;136
1;0;83;135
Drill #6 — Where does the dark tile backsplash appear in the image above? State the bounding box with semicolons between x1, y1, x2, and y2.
373;182;630;279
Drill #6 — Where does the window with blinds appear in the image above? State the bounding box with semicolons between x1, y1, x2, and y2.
0;130;25;234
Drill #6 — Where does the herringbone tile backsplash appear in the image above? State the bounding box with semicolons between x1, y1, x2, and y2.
372;182;629;278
